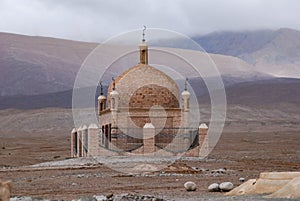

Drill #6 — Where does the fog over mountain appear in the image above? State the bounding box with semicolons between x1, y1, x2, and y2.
0;31;270;97
2;0;300;42
0;32;97;96
194;28;300;78
0;28;299;109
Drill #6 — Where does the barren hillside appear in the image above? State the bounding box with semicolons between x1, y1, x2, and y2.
194;28;300;78
0;32;97;96
0;32;271;97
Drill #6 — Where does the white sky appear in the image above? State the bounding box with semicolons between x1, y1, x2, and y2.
0;0;299;42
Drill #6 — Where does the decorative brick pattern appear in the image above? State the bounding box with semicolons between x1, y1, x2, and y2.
87;124;99;156
70;42;212;158
107;64;180;108
129;84;179;109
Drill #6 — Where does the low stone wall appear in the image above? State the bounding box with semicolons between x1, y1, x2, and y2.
71;123;209;158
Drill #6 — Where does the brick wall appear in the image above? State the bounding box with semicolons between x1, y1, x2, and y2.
107;64;180;108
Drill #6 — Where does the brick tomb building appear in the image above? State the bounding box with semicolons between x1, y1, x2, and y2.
71;38;208;157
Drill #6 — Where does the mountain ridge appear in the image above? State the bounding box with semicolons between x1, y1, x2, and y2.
0;31;271;96
0;77;299;109
0;32;97;96
0;29;299;109
193;28;300;78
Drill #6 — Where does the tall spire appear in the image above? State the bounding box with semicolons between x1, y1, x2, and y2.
184;77;188;91
142;25;146;42
112;77;116;90
99;80;103;95
182;77;190;114
139;26;148;65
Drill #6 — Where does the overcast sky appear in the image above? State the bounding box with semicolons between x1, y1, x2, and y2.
0;0;299;42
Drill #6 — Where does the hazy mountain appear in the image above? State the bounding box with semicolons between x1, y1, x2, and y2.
193;29;277;56
0;77;299;110
194;28;300;78
0;32;270;97
0;32;97;96
0;29;299;110
199;77;300;106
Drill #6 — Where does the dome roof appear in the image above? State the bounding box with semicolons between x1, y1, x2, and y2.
181;90;190;96
107;64;180;109
199;123;208;129
98;95;106;100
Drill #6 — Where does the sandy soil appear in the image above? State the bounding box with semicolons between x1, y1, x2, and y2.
0;107;299;200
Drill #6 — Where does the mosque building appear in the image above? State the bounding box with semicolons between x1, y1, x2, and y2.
71;32;208;157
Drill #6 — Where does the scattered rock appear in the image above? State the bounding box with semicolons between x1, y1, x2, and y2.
184;181;197;191
191;167;200;171
77;174;85;178
191;167;209;172
114;193;165;201
219;182;234;192
11;197;62;201
105;193;113;199
211;168;226;174
10;197;34;201
239;177;245;182
71;182;77;186
208;183;220;192
10;194;165;201
77;196;97;201
93;195;106;201
112;173;134;178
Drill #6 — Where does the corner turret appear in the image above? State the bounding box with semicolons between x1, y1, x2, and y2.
98;81;107;115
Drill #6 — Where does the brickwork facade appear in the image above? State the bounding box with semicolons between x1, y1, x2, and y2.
70;40;208;158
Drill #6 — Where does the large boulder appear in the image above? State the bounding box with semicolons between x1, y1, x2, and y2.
208;183;220;192
239;177;245;182
184;181;197;191
219;182;234;192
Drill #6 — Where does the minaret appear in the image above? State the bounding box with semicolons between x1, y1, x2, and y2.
110;77;119;111
110;77;119;147
139;26;148;65
182;78;190;127
98;81;106;115
182;78;191;150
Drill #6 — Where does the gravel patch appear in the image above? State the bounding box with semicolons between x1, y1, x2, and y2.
10;195;300;201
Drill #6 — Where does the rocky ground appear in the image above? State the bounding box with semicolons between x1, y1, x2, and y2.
0;107;299;200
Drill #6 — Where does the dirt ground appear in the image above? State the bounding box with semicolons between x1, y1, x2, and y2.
0;107;299;200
